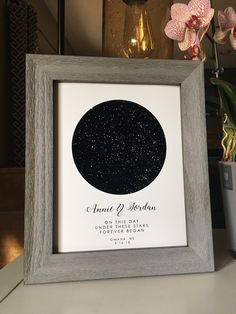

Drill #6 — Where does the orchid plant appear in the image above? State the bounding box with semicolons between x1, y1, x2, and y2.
164;0;214;60
164;0;236;162
214;7;236;50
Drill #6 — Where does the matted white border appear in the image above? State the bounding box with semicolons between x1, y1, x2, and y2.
57;83;187;252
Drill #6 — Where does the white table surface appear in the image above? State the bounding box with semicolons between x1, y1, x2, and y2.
0;230;235;314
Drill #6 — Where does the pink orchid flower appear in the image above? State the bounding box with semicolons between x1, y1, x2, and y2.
214;7;236;50
164;0;214;51
184;38;206;61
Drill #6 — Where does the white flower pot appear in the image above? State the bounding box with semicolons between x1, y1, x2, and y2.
219;161;236;253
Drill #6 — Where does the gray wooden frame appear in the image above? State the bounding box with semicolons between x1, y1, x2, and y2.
24;55;214;284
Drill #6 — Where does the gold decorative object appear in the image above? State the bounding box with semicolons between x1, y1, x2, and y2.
103;0;173;59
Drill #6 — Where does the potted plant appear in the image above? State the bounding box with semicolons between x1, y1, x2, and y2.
164;0;236;254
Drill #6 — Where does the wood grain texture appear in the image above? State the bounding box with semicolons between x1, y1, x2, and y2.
0;168;24;212
24;55;214;284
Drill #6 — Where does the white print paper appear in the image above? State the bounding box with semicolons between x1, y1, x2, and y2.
56;83;187;252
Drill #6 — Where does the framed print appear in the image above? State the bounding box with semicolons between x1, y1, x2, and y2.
24;55;214;284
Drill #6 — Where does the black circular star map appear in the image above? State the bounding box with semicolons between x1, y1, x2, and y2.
72;100;166;195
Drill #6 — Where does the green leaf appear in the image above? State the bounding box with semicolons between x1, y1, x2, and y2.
210;78;236;127
218;86;233;122
224;124;236;131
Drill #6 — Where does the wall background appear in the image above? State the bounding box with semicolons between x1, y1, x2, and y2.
0;0;103;165
0;0;9;165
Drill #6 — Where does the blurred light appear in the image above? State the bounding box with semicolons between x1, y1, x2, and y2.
122;0;155;58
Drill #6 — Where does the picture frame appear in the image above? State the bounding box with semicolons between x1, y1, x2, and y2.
24;55;214;284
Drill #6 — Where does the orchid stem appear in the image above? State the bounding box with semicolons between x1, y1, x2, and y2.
210;0;225;156
210;0;221;78
205;32;214;44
